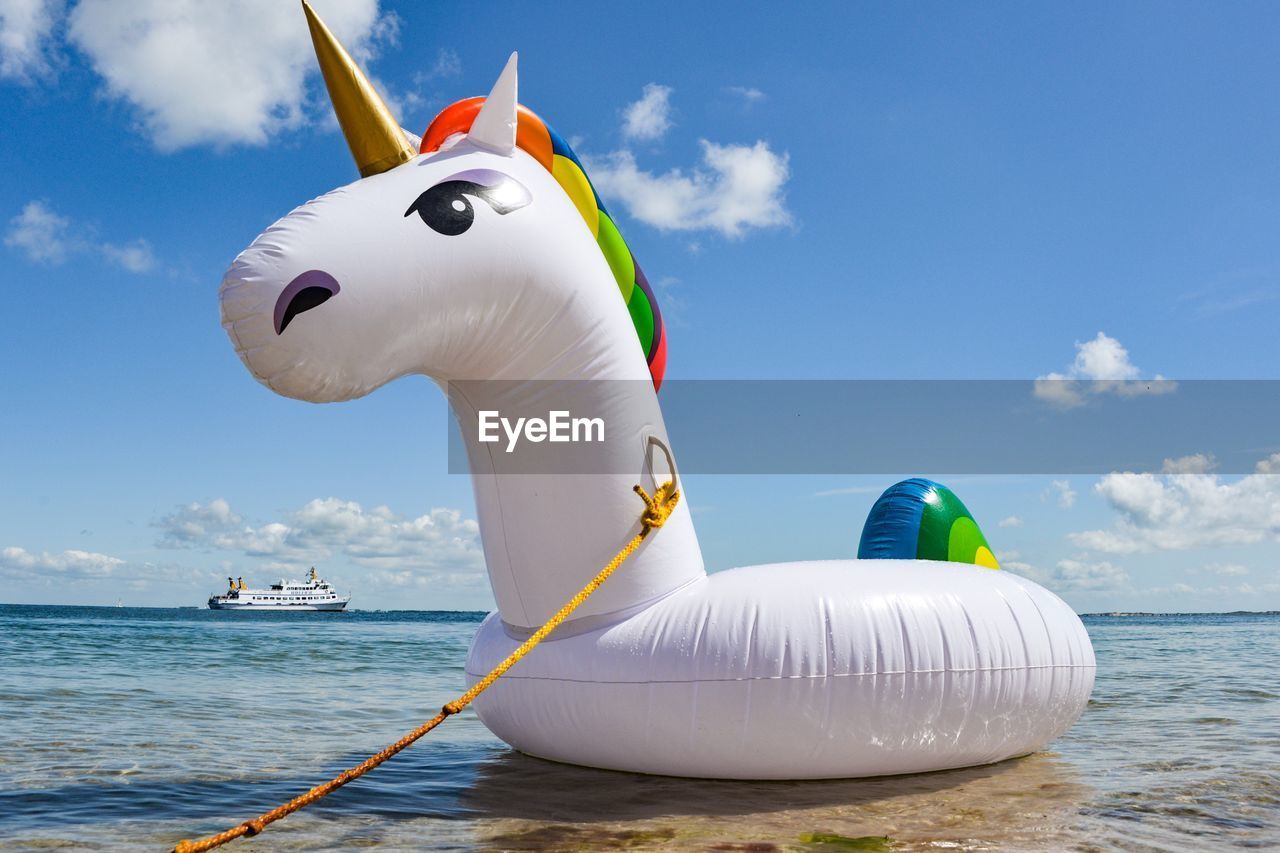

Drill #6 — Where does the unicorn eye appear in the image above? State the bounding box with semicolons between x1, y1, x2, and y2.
404;181;477;236
405;173;531;237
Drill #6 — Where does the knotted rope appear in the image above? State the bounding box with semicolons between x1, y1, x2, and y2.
174;479;680;853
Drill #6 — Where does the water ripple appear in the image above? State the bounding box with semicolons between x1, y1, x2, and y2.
0;605;1275;850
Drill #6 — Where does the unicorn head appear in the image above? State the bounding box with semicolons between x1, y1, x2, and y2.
220;2;665;404
219;3;697;630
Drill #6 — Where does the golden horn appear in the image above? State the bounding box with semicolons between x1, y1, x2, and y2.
302;0;415;177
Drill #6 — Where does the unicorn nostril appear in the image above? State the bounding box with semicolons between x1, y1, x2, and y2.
274;270;341;335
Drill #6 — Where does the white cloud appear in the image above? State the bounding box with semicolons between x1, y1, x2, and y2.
1145;579;1272;597
726;85;766;104
156;498;242;546
622;83;673;142
0;545;124;579
0;545;213;592
1067;331;1140;380
1034;332;1176;407
1204;562;1249;577
99;238;157;273
4;199;72;262
1001;557;1045;583
1046;479;1076;509
1052;558;1130;591
361;566;490;594
1069;452;1280;553
584;84;792;239
590;140;791;238
1161;453;1216;475
156;497;484;575
0;0;61;81
1001;554;1129;592
5;200;158;272
414;47;460;83
1031;378;1086;408
997;515;1024;528
651;274;688;328
66;0;392;150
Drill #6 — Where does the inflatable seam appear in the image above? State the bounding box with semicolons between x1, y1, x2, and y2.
819;595;833;678
690;598;710;680
463;663;1097;684
995;587;1031;669
895;597;913;674
958;598;983;669
1020;583;1058;666
933;603;952;673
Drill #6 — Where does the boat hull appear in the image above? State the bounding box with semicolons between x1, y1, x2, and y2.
207;599;349;611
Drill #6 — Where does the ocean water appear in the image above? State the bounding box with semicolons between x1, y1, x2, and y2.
0;606;1275;851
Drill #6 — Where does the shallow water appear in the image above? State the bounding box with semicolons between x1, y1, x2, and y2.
0;606;1275;850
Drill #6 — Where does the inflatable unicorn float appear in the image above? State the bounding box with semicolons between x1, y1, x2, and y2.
219;3;1094;779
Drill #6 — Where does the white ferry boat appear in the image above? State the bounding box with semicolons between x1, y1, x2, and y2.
208;567;350;611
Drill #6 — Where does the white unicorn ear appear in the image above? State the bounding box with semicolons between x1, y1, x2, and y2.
468;52;518;155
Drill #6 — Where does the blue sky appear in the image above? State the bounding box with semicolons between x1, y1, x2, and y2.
1;0;1277;611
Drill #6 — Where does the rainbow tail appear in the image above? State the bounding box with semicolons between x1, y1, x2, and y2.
857;478;1000;569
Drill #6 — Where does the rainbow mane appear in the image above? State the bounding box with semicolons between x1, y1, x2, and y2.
421;99;667;391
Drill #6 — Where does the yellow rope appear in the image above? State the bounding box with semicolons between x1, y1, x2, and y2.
173;480;679;853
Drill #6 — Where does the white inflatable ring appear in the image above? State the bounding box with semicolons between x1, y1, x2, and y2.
468;560;1093;779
